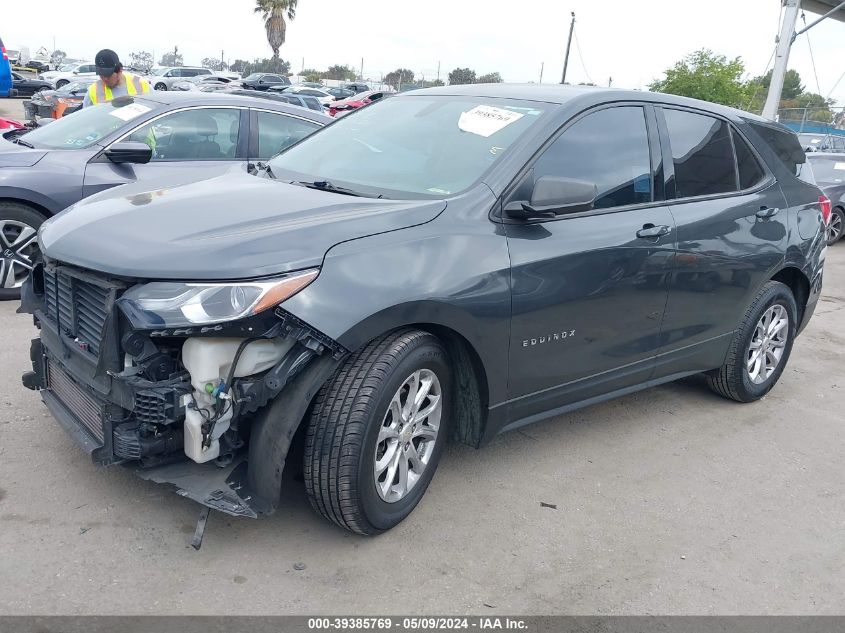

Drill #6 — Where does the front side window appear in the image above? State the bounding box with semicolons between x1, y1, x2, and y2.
126;108;241;160
269;96;549;198
664;109;736;199
255;112;320;160
532;106;652;209
265;75;283;83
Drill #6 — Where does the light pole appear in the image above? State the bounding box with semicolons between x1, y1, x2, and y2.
560;12;575;84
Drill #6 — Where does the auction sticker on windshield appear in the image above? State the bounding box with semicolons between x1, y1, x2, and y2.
458;105;524;137
108;103;152;122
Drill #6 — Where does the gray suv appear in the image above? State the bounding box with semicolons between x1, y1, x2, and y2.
21;85;827;535
146;66;213;91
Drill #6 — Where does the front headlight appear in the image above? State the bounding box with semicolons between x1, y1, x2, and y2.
117;269;319;329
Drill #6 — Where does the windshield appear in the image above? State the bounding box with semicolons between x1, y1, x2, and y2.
149;68;168;76
269;96;549;198
59;63;76;72
244;73;262;80
808;156;845;184
22;98;157;149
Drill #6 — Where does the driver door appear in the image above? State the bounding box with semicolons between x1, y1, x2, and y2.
83;107;249;197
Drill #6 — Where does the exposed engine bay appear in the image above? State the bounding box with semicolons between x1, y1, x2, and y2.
20;258;346;519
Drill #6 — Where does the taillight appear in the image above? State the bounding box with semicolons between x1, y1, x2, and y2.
1;47;8;61
820;195;832;225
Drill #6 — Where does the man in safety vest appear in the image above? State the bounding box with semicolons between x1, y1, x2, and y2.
82;49;150;107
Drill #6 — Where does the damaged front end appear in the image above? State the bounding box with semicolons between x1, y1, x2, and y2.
20;258;345;518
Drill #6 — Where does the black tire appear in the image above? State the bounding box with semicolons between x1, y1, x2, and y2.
154;82;167;91
707;281;797;402
303;329;452;535
55;79;68;88
827;207;844;245
0;202;46;301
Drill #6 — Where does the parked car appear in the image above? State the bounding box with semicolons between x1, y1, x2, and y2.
270;85;334;106
22;78;97;121
0;116;23;130
341;82;371;94
300;81;325;89
25;60;52;73
146;67;213;91
240;72;291;91
223;88;324;112
806;152;845;244
10;71;52;96
18;85;827;536
0;91;329;298
324;86;355;100
40;61;97;88
328;90;389;116
797;132;845;153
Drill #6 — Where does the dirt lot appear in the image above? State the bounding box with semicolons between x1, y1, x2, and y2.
0;129;842;613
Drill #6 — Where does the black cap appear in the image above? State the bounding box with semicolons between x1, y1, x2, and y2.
94;49;121;76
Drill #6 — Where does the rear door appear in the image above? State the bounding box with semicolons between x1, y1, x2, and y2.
83;106;248;197
504;104;676;421
653;106;788;376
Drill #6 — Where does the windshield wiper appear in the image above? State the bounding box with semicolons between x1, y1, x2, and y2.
12;137;35;149
292;179;379;198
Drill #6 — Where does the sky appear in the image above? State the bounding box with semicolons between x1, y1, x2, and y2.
6;0;845;108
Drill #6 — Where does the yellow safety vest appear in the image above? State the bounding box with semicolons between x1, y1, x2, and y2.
88;72;150;104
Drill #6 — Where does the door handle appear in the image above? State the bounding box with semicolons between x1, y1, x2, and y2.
756;206;780;219
636;224;671;239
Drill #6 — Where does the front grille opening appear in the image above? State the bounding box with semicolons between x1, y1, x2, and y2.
46;359;105;444
43;268;111;357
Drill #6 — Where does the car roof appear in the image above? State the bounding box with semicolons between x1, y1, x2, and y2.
133;90;331;123
403;84;772;123
806;152;845;158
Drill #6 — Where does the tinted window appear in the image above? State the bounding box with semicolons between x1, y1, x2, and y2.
265;75;282;82
301;89;324;97
664;109;736;198
533;106;652;209
747;121;806;178
196;69;211;75
255;112;320;160
732;129;766;189
127;108;241;160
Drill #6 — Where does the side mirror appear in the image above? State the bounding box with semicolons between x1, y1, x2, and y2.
105;141;152;164
505;176;597;220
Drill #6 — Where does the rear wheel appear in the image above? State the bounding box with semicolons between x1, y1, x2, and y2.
55;79;68;88
707;281;797;402
303;329;451;535
827;207;844;245
154;82;167;91
0;202;44;301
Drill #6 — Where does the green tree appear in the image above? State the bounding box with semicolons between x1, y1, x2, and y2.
254;0;298;73
476;72;502;83
159;49;183;67
384;68;415;89
50;50;67;68
448;68;476;85
300;68;323;82
648;49;748;106
128;51;154;73
201;57;228;72
229;59;250;74
325;64;356;81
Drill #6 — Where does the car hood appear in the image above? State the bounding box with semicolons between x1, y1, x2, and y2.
40;168;447;280
0;137;48;166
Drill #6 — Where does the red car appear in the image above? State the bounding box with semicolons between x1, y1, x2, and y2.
328;90;390;117
0;116;23;130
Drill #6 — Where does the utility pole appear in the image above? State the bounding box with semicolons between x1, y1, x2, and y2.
360;57;364;80
301;57;304;73
560;12;575;84
762;0;801;120
539;61;544;84
608;76;612;87
437;61;441;82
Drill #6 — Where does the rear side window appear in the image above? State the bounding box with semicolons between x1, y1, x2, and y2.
664;109;736;198
747;121;806;179
732;129;766;189
533;106;653;209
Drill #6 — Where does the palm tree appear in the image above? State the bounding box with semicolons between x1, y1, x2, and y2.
254;0;297;71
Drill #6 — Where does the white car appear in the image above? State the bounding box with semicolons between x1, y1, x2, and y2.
145;67;214;91
40;61;97;88
278;85;335;106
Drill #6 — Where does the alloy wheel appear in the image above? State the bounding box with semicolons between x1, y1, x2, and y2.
373;369;442;503
746;304;789;384
827;211;843;244
0;220;38;289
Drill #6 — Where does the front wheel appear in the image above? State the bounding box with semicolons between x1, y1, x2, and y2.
827;207;844;245
303;329;451;535
0;202;44;301
707;281;797;402
154;82;167;91
55;79;68;88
